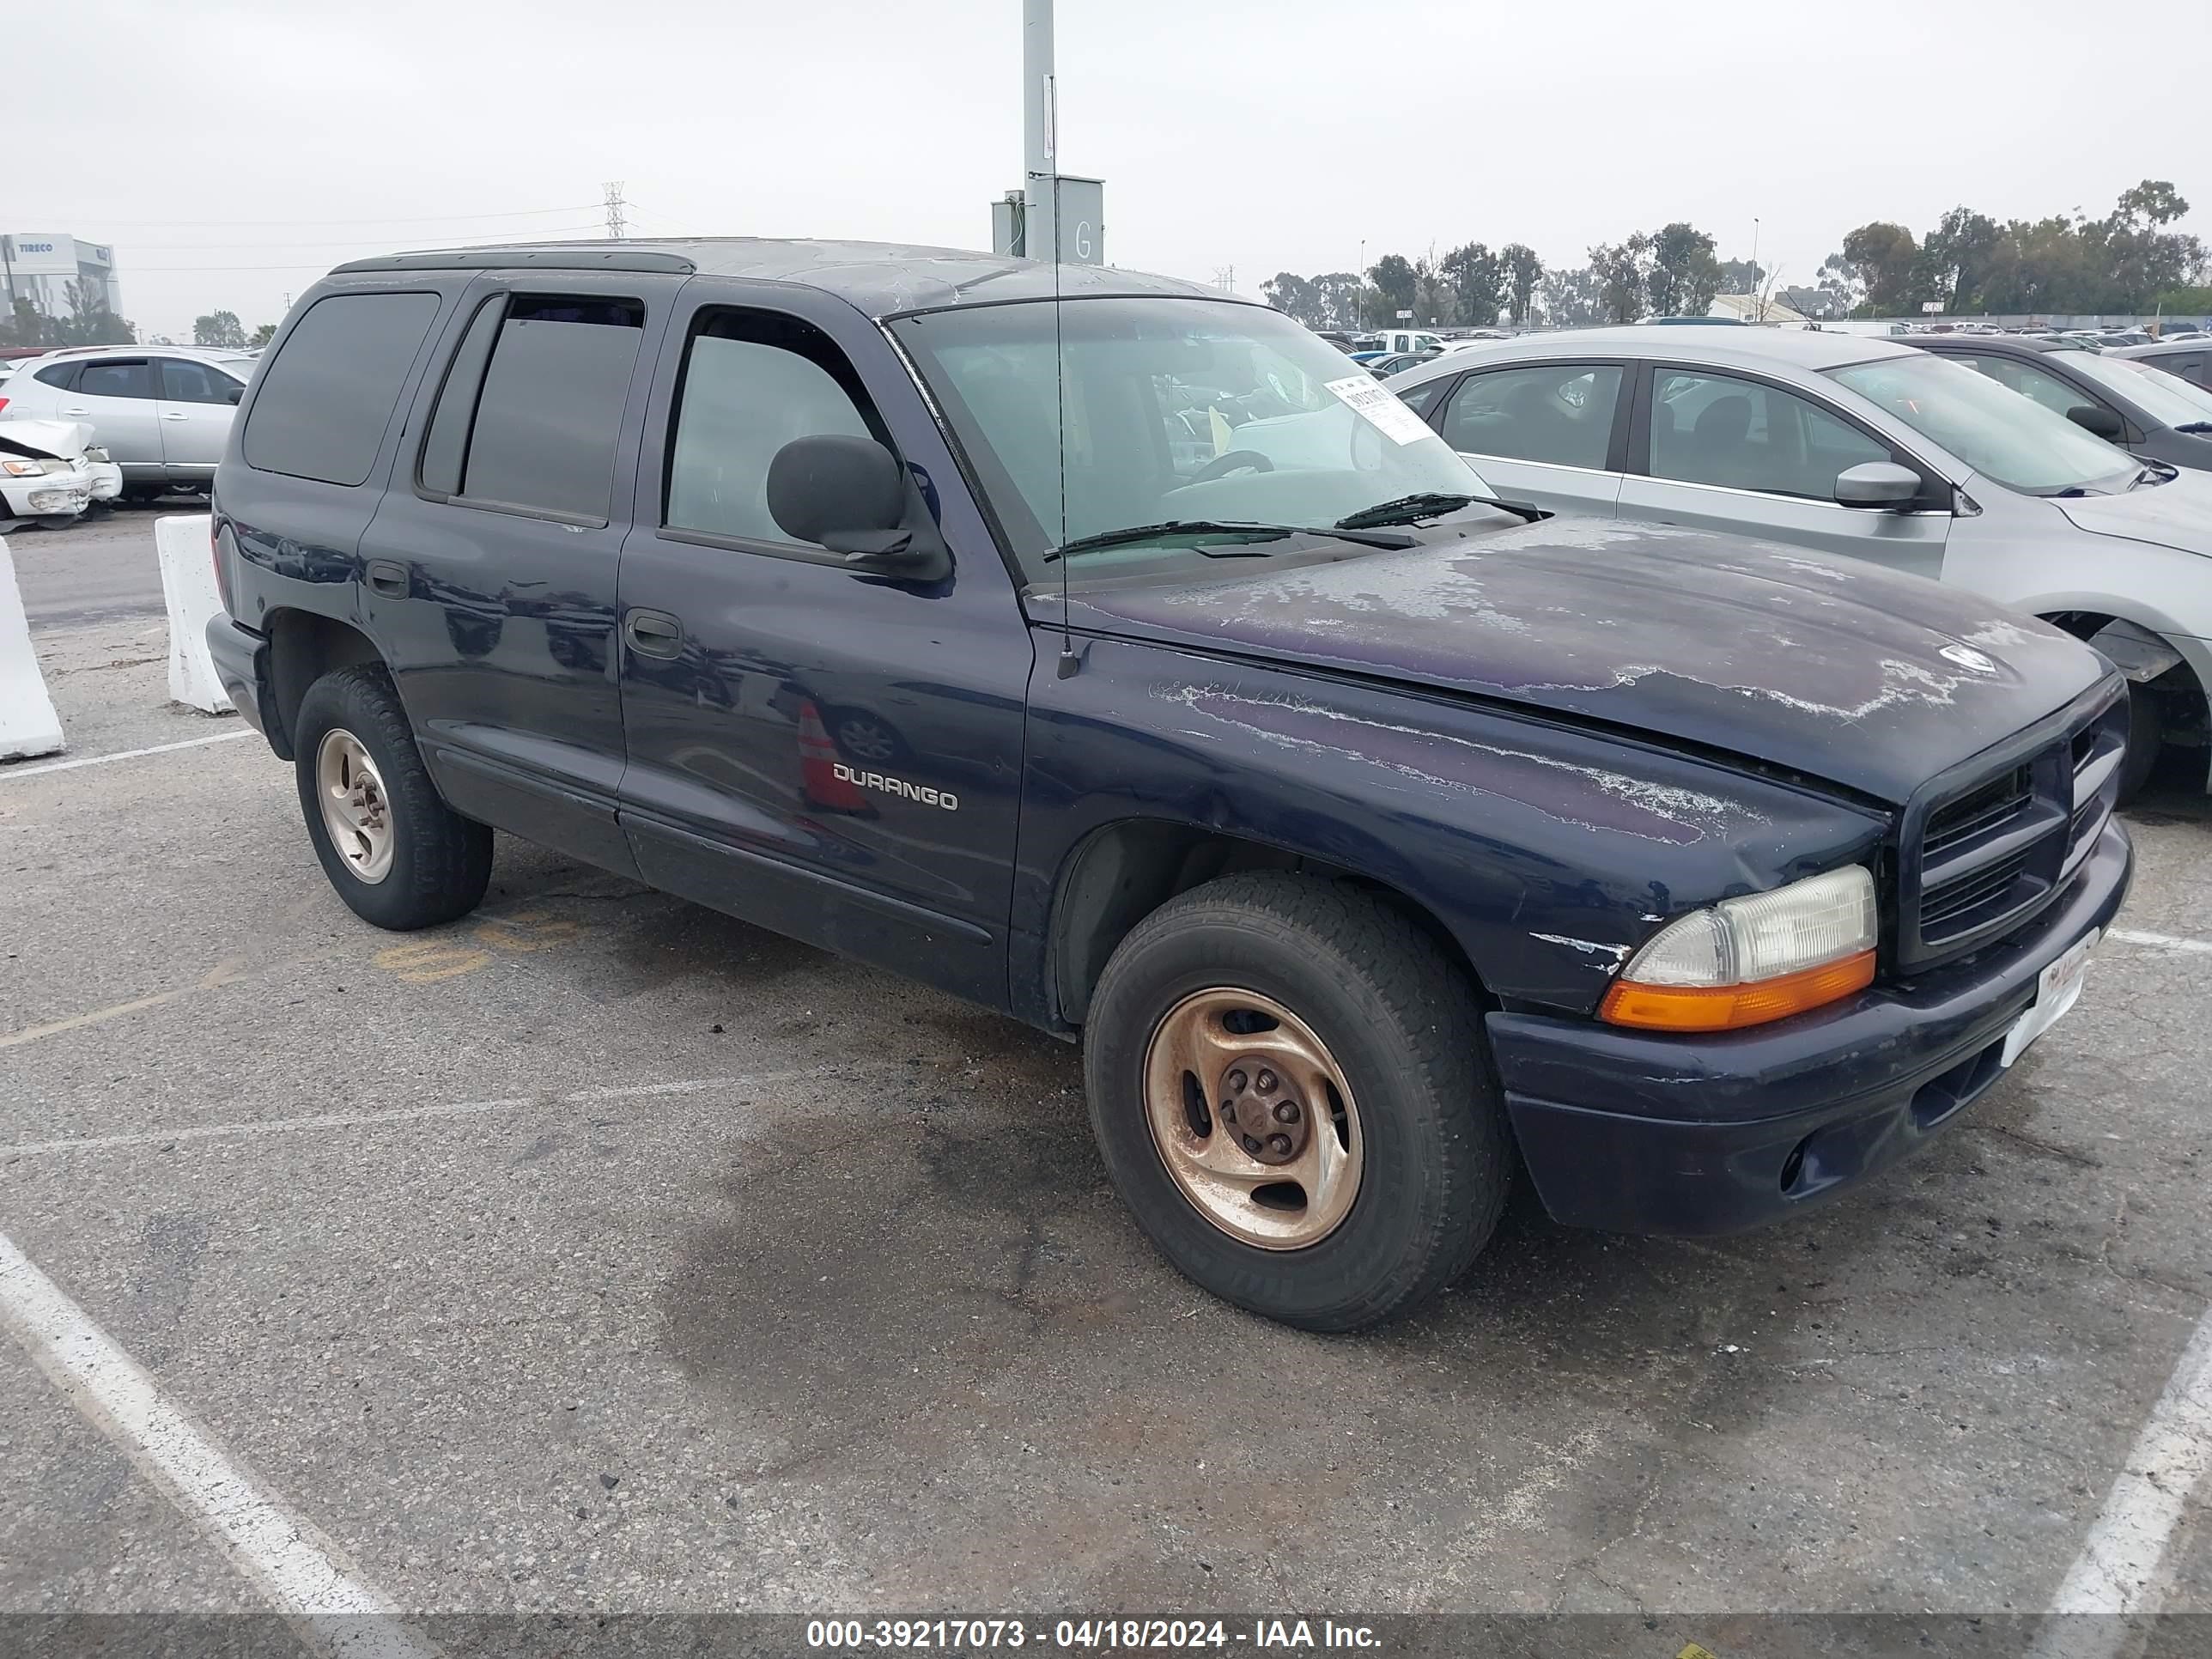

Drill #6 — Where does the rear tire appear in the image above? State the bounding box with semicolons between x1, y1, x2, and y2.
1082;873;1510;1332
292;663;491;931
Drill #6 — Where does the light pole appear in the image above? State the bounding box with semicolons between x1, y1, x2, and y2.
1750;216;1762;319
1023;0;1056;264
1358;239;1365;331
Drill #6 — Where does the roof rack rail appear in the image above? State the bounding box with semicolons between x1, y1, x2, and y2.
331;248;697;276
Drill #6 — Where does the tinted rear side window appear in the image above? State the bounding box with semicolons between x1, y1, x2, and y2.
242;292;441;486
78;360;154;400
33;362;81;391
457;296;644;522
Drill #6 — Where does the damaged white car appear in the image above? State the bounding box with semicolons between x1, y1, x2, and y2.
0;419;109;529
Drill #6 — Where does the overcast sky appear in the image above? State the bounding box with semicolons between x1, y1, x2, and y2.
15;0;2205;339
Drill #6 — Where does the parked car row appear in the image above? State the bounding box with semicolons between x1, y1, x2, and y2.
1382;328;2212;797
0;343;256;527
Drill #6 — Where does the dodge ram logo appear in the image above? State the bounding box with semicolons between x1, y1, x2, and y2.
1940;644;1996;674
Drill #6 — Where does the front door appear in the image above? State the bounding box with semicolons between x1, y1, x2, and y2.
58;356;163;480
154;356;244;478
1616;364;1953;580
615;289;1031;1007
358;271;678;878
1426;359;1629;518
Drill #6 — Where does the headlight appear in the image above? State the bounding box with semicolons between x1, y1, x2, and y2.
1601;866;1878;1032
2;459;66;477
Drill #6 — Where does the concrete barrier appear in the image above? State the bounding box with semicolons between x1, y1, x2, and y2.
0;533;65;762
155;514;231;714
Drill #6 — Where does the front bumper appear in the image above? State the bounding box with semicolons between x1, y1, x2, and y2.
1489;820;2133;1236
1;480;89;517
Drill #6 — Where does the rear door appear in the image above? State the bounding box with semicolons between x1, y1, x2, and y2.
1425;359;1629;517
358;271;678;878
59;356;162;478
154;356;245;478
1616;362;1953;580
615;285;1030;1006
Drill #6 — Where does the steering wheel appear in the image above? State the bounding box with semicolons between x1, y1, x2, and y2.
1190;449;1277;484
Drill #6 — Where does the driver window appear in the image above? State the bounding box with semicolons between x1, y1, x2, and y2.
1650;369;1885;498
664;310;884;549
1957;355;2098;422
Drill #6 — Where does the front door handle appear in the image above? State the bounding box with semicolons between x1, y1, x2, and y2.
365;560;408;598
624;609;684;659
161;411;190;422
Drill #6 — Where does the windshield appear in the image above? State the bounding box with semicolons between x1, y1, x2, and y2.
1828;352;2139;495
892;297;1490;581
2075;350;2212;424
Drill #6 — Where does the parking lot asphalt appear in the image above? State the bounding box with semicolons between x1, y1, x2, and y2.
4;526;2211;1648
8;502;181;628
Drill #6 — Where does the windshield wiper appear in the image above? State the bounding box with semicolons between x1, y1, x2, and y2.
1335;491;1549;528
1042;519;1415;562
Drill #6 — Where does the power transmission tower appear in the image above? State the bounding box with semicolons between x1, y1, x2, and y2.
603;182;628;240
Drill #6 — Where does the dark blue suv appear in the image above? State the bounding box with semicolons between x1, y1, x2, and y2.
206;239;2131;1329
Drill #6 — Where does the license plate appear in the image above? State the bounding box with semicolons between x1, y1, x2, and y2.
1999;928;2099;1067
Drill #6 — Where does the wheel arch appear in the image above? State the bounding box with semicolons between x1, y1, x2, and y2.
1046;817;1490;1030
265;608;385;759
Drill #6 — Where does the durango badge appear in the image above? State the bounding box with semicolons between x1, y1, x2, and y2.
831;763;958;810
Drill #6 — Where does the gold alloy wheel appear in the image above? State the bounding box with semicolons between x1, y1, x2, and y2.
315;728;395;884
1141;988;1364;1250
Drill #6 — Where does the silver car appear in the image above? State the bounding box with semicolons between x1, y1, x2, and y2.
0;344;256;499
1385;328;2212;794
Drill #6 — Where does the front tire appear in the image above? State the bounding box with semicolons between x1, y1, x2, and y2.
292;664;492;930
2117;683;2162;805
1083;873;1510;1331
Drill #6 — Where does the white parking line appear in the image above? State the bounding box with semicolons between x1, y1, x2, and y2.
2028;1304;2212;1659
0;1229;438;1659
0;1065;881;1160
0;728;256;781
2109;927;2212;957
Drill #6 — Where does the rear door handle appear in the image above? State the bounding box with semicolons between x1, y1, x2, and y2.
59;405;90;416
365;560;408;598
624;609;683;658
161;411;190;422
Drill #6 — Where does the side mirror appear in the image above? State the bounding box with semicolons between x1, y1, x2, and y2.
767;434;934;571
1834;460;1923;508
2066;404;2124;440
226;385;244;404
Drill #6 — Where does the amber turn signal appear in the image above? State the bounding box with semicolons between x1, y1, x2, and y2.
1600;949;1877;1033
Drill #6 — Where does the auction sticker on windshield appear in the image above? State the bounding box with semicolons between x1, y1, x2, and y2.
1326;375;1434;445
1999;928;2098;1067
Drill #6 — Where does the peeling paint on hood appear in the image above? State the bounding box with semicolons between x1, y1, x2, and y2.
1047;520;2107;805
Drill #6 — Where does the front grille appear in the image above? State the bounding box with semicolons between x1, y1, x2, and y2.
1897;687;2126;969
1923;766;2032;860
1923;849;2033;938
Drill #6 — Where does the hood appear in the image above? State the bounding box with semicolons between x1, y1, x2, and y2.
1045;520;2109;805
2056;468;2212;556
0;420;93;464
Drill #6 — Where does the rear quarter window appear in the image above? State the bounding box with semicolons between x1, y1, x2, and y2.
242;292;441;486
